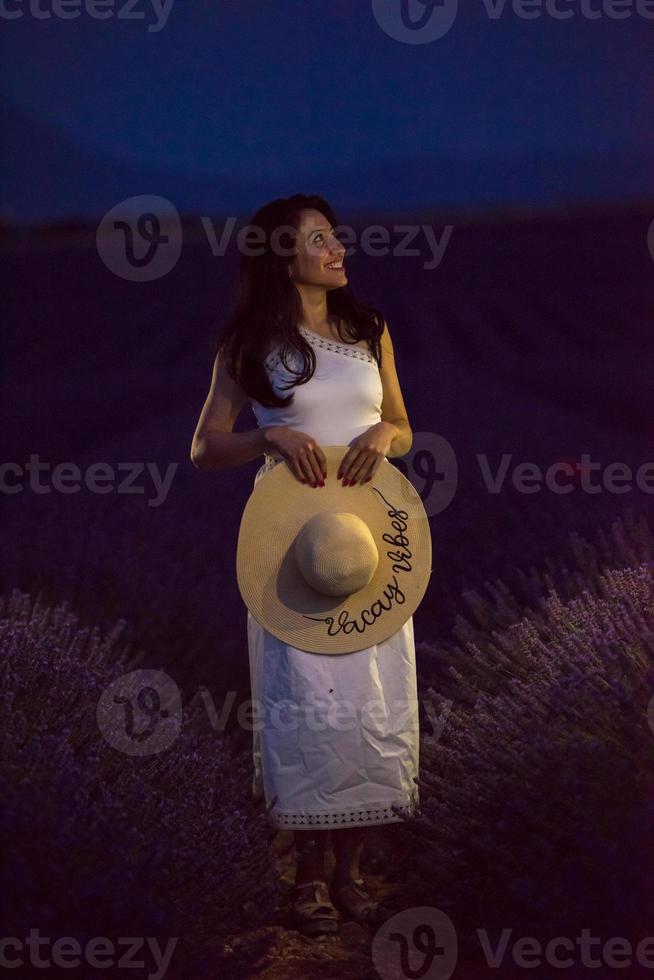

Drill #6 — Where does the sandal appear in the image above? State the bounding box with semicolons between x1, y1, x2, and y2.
291;879;340;937
331;876;381;925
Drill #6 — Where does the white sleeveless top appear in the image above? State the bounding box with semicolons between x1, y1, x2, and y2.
250;324;384;480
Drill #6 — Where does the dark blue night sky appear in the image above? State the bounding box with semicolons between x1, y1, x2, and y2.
2;0;653;223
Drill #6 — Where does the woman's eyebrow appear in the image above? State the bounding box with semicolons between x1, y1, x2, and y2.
306;226;333;239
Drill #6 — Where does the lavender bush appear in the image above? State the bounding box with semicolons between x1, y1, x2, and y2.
0;590;281;979
401;518;654;953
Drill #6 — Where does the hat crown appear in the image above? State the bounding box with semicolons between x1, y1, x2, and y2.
293;510;379;598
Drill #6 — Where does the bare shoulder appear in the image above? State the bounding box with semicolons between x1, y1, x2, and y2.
196;349;248;436
377;319;410;428
380;319;396;356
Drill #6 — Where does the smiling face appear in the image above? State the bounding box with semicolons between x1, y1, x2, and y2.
288;208;347;288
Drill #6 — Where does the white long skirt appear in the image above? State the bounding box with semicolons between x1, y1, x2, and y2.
247;609;421;829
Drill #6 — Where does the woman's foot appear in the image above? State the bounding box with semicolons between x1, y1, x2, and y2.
330;875;381;925
291;879;340;938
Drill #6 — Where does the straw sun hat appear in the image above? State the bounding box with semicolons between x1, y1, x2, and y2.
236;446;432;654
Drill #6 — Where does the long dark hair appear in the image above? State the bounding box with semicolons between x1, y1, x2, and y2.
213;193;385;408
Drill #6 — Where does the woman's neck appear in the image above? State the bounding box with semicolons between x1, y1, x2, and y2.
299;313;340;339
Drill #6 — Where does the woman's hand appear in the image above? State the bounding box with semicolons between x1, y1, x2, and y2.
337;422;398;486
263;426;327;486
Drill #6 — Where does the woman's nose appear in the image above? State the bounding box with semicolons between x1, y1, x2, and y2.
328;234;345;255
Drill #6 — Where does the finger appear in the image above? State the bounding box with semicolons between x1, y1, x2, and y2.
285;457;306;484
362;458;382;483
347;453;374;485
299;448;322;486
355;466;372;485
314;445;328;481
353;448;385;484
338;449;361;481
307;450;324;486
295;450;315;485
341;449;366;483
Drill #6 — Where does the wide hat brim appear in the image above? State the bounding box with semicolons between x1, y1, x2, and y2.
236;446;432;654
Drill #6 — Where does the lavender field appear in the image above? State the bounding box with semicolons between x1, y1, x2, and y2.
2;204;654;977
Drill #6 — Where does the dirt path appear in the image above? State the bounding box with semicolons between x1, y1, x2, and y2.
220;826;408;979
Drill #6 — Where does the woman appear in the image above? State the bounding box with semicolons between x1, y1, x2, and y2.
190;193;419;938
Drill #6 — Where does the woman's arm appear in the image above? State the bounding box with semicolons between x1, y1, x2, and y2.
190;352;273;470
379;321;413;458
192;426;274;471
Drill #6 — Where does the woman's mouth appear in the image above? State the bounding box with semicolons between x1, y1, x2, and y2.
325;261;345;271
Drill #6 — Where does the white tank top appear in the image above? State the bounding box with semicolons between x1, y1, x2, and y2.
250;324;384;481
